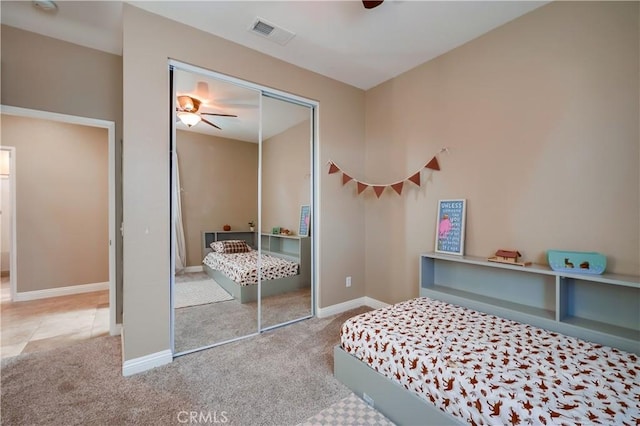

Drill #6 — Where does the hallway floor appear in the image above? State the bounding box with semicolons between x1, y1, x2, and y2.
0;277;110;359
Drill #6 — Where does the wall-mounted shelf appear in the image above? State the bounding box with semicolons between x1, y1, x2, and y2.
260;233;311;287
201;230;257;259
420;252;639;354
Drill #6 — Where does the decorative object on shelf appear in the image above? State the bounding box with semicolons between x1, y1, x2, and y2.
488;249;532;266
547;250;606;275
248;221;255;232
299;204;311;237
434;199;466;255
280;228;291;236
223;224;231;231
328;147;449;198
272;227;281;235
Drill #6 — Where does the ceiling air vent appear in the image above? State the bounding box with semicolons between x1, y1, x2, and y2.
248;17;295;46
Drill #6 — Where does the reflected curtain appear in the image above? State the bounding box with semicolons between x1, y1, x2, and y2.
174;151;187;274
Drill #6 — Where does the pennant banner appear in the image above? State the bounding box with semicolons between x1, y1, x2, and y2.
357;182;368;194
391;182;404;195
328;147;448;198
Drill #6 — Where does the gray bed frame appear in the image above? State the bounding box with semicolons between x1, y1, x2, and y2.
201;230;307;304
204;264;306;304
333;345;462;425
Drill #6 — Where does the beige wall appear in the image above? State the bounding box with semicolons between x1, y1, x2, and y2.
0;25;124;320
365;1;640;303
123;5;365;360
1;114;109;292
262;120;311;233
177;130;258;267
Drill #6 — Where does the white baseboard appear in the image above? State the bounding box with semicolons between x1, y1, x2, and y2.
110;323;122;337
363;296;390;310
122;349;172;376
317;296;391;318
184;265;203;273
14;281;109;302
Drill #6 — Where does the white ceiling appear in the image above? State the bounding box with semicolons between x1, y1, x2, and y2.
1;0;547;141
1;1;547;90
174;68;310;142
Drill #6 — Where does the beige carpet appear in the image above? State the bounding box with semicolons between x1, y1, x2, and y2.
1;306;373;425
174;278;233;308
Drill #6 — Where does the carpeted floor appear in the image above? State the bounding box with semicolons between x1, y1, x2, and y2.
174;272;312;353
174;278;234;308
1;306;373;425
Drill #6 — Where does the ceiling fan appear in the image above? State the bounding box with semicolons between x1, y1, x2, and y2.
176;95;237;130
362;1;383;9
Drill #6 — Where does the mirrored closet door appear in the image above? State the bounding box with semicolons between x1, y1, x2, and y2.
171;67;261;355
170;62;316;356
259;95;313;330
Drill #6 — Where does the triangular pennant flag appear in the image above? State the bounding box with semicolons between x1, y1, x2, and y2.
425;157;440;171
328;162;340;174
357;182;368;194
408;172;421;186
342;173;353;185
391;182;404;195
373;186;386;198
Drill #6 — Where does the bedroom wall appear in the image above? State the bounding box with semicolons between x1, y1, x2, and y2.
1;114;109;292
176;130;259;267
364;1;640;303
262;120;312;233
122;5;365;361
0;25;124;321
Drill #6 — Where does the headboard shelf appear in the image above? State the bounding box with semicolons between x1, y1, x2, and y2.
420;252;640;353
201;230;257;259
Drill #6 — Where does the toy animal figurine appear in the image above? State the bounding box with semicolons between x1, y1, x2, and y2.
580;261;590;269
564;258;574;268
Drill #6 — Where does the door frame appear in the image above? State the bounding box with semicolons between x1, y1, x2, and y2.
0;105;118;336
0;146;16;299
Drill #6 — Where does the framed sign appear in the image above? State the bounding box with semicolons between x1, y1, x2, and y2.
434;199;466;255
298;205;311;237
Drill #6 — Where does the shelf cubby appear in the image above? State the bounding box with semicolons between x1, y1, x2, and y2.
420;252;639;354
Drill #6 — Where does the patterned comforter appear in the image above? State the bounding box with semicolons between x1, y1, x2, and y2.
340;297;640;425
203;251;298;286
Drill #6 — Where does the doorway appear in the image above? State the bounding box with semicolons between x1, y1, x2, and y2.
0;105;117;336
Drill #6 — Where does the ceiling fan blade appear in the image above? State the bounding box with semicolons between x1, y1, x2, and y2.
201;112;238;118
363;0;383;9
201;117;222;130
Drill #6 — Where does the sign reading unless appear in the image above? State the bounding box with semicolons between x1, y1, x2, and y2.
435;199;466;255
299;205;311;237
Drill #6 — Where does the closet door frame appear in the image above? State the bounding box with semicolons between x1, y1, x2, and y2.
168;60;319;357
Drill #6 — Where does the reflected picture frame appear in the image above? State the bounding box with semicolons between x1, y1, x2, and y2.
434;199;466;255
298;205;311;237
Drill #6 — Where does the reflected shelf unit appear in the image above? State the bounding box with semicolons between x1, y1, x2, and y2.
201;230;257;259
420;252;639;354
260;233;311;286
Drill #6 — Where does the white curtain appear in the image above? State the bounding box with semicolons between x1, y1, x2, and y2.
174;152;187;275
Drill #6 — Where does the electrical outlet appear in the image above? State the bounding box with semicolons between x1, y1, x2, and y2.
346;276;352;287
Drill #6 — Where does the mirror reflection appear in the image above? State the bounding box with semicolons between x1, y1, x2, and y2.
172;66;315;355
173;69;260;353
260;95;312;329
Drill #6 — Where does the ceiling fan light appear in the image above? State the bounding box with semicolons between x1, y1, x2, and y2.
178;112;201;128
177;95;200;112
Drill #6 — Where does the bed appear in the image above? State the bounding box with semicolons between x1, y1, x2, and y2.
201;232;305;303
335;297;640;425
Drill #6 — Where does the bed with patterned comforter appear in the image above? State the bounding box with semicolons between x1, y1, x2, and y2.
340;297;640;425
203;251;298;286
